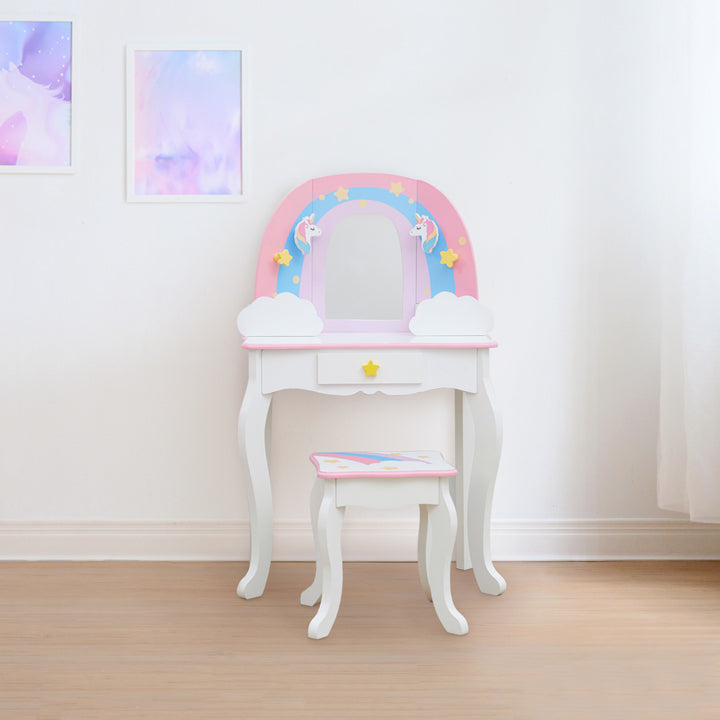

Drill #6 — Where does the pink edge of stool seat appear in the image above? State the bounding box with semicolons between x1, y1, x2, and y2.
309;451;457;479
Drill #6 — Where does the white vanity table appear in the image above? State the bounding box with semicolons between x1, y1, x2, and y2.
235;173;505;600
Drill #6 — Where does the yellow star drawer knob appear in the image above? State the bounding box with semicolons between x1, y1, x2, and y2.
362;360;379;377
273;249;292;266
440;247;459;268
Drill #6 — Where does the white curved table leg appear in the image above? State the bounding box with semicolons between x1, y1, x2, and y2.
466;349;506;595
426;479;468;635
236;351;273;600
454;390;473;570
300;477;324;607
417;505;432;601
308;481;345;640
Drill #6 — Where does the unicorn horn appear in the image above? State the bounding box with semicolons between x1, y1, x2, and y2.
415;213;422;221
309;213;315;222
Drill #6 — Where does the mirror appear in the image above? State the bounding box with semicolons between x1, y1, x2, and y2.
324;214;403;321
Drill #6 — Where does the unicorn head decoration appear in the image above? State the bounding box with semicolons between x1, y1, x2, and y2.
410;213;439;254
294;214;322;256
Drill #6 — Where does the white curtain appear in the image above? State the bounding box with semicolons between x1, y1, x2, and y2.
658;1;720;522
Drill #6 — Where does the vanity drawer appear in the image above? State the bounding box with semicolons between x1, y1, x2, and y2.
317;351;424;385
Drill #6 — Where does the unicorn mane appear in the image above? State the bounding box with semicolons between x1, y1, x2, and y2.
410;213;439;254
294;213;321;256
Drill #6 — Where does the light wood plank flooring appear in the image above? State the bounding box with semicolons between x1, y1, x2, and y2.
1;561;719;719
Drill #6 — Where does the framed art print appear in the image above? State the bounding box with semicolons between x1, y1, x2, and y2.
0;18;74;172
127;46;246;202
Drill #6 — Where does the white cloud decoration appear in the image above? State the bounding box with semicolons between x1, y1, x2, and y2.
409;292;494;336
237;293;324;337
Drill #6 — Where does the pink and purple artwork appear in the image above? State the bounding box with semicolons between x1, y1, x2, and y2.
0;20;72;169
129;48;244;200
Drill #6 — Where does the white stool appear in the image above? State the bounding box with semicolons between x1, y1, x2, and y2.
301;451;469;639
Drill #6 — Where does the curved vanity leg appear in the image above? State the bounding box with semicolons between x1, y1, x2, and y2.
466;349;507;596
236;351;273;600
454;390;473;570
300;477;325;607
425;479;468;635
417;504;432;601
308;481;346;640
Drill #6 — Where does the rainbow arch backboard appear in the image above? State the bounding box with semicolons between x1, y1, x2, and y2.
254;173;478;332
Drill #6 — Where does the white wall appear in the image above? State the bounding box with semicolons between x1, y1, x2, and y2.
3;0;718;559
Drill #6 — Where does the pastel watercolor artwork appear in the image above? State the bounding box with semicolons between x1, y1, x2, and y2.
0;20;72;169
130;49;244;199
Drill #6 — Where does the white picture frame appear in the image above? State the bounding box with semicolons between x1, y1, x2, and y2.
126;44;247;203
0;17;76;173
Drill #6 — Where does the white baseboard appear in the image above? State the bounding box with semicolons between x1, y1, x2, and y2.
1;518;719;561
491;519;720;560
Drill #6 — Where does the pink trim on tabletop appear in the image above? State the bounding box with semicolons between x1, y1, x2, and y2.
242;336;498;350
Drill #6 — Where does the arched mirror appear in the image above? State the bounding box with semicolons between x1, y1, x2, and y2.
323;214;403;321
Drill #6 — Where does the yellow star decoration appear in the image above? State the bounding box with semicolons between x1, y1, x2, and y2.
334;186;349;201
389;181;404;197
273;249;292;266
362;360;380;377
440;248;459;268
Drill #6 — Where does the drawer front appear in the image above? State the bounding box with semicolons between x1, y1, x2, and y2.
317;351;424;385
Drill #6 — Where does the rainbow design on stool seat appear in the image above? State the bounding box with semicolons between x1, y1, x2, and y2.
310;451;457;478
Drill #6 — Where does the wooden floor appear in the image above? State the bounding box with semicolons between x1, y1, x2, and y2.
1;561;719;719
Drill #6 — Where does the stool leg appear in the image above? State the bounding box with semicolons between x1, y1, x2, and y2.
300;477;324;607
425;478;469;635
417;505;432;601
308;480;345;640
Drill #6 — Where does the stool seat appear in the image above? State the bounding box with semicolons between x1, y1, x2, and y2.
302;451;469;639
310;450;458;478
